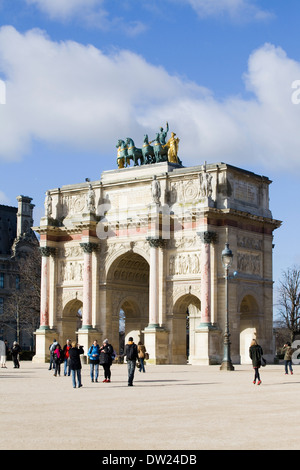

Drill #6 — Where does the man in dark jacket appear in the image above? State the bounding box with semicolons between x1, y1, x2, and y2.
69;342;84;388
124;337;138;386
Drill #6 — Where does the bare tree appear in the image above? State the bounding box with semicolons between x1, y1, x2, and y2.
277;266;300;342
1;249;41;346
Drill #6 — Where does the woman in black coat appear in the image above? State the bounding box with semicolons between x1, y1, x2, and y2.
69;342;84;388
249;339;263;385
99;339;114;383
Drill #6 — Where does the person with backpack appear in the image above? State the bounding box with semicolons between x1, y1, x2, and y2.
137;341;147;373
124;337;138;386
53;343;64;377
99;339;114;383
48;339;57;371
88;340;100;382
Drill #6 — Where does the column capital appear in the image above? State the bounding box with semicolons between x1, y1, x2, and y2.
146;236;167;249
80;242;98;253
39;246;57;257
197;231;218;245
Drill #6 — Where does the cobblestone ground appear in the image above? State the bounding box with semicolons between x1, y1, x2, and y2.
0;361;298;450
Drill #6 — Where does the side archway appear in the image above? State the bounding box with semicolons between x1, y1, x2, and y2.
61;298;83;344
171;294;201;364
239;294;260;364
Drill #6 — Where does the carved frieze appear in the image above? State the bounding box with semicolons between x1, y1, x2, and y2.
169;253;201;276
58;193;86;218
237;235;262;251
59;260;84;283
237;251;262;276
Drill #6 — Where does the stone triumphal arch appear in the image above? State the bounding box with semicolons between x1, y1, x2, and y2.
33;159;281;365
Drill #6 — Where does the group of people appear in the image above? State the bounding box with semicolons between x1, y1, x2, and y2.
48;337;148;388
249;339;295;385
0;340;22;369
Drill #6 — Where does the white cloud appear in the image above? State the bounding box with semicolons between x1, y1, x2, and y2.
25;0;147;35
180;0;273;21
0;26;299;175
26;0;102;20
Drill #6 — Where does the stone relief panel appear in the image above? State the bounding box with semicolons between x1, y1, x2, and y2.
169;234;199;249
57;245;84;284
237;235;262;251
59;260;84;283
169;252;201;276
237;251;262;277
168;178;200;205
58;193;86;218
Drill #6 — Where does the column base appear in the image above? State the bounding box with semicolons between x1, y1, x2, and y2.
143;326;169;364
189;325;222;365
33;328;58;363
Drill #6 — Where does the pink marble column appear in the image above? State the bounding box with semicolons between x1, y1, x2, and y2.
200;242;211;324
39;247;56;329
198;231;217;326
80;243;98;329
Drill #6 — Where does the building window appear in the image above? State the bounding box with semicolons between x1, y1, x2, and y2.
0;298;3;314
16;275;20;290
0;273;4;289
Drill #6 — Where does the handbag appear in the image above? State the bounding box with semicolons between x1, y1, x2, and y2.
261;356;266;367
145;352;149;360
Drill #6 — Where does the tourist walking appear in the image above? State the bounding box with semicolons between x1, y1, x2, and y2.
124;337;138;386
53;343;63;377
99;339;114;383
282;342;294;375
0;340;8;368
137;341;147;373
63;339;72;376
49;339;57;370
11;341;22;368
88;340;100;382
69;342;84;388
249;339;263;385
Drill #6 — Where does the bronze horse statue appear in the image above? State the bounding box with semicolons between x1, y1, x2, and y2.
142;134;155;164
125;138;144;166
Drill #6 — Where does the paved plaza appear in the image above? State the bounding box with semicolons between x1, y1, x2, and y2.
0;361;299;451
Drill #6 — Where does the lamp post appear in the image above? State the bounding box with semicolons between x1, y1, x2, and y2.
220;243;234;371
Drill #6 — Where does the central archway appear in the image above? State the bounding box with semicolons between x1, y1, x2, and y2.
106;251;149;352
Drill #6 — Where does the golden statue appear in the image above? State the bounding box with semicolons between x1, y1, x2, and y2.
164;132;180;164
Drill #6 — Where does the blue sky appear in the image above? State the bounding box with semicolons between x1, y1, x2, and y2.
0;0;299;312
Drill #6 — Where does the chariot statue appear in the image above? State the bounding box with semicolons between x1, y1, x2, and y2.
116;121;182;168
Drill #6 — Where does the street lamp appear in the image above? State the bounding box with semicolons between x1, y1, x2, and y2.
220;243;234;371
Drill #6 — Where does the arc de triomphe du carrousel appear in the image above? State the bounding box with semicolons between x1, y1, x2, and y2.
33;124;281;366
